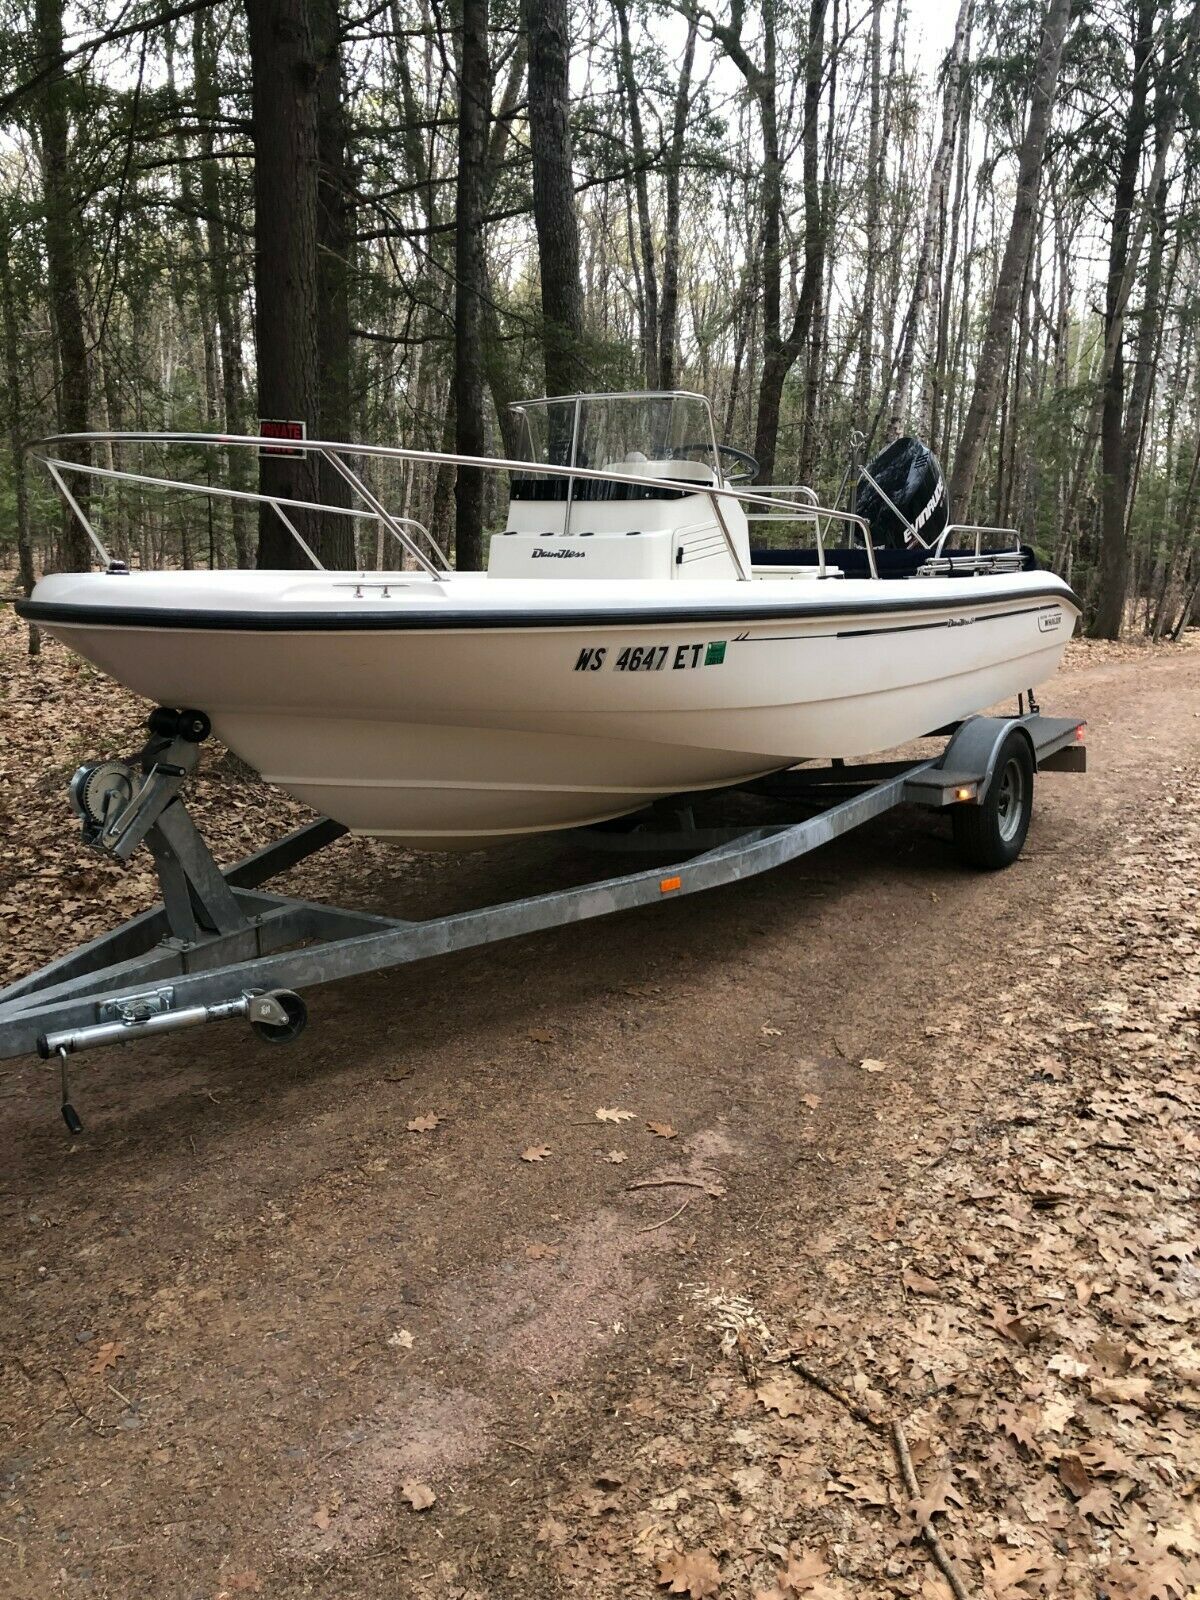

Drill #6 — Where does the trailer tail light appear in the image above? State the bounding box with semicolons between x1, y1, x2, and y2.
1075;724;1086;742
660;875;682;894
954;785;976;802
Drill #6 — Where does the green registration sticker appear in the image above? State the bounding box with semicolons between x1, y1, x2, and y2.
705;640;727;666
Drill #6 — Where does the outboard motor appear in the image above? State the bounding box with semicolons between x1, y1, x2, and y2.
856;437;948;550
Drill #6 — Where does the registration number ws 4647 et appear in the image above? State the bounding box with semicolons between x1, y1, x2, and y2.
574;641;728;673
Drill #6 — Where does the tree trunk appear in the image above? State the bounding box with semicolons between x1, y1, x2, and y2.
613;0;658;387
246;0;323;567
949;0;1071;519
0;219;38;651
1092;0;1153;640
1121;146;1173;530
853;0;882;422
890;0;972;442
524;0;584;397
34;0;92;571
742;0;827;485
193;7;254;566
454;0;490;570
658;8;697;391
933;64;971;458
314;0;355;566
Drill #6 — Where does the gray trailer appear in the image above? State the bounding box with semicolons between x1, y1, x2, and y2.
0;706;1086;1130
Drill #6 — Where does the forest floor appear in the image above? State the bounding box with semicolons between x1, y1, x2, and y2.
1;614;1198;1600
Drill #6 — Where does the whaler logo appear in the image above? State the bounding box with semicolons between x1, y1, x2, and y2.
533;548;584;559
1038;610;1062;632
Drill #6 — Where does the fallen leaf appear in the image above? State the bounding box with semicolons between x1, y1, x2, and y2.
1040;1396;1074;1433
386;1328;414;1349
991;1305;1039;1347
770;1548;830;1592
833;1473;891;1508
761;1026;783;1037
528;1029;554;1044
406;1113;440;1133
756;1377;805;1418
656;1548;721;1596
996;1402;1039;1451
1104;1556;1189;1600
1058;1455;1091;1498
91;1340;125;1374
902;1267;941;1297
801;1094;821;1110
602;1150;627;1164
647;1121;678;1139
859;1058;888;1073
525;1242;558;1260
311;1505;332;1531
1153;1518;1200;1559
906;1471;963;1529
1091;1334;1131;1372
596;1107;635;1124
1076;1485;1118;1524
983;1544;1046;1597
1047;1350;1089;1379
1079;1440;1139;1479
401;1481;435;1511
520;1145;552;1162
1154;1240;1197;1265
1090;1376;1153;1408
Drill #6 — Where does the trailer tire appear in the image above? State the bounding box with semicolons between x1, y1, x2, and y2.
952;732;1034;870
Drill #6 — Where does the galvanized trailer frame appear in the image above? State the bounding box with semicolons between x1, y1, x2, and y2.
0;710;1085;1128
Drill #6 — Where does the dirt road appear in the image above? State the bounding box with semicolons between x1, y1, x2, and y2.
2;634;1198;1600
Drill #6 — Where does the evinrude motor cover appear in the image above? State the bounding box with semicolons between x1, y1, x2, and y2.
857;437;948;549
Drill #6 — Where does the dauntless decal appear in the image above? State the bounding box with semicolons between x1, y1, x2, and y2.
574;641;728;673
533;548;585;560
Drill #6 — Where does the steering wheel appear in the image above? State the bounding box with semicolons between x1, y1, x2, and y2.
666;443;760;485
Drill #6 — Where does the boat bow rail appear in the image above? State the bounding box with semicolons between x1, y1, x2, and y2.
25;423;883;583
0;710;1085;1131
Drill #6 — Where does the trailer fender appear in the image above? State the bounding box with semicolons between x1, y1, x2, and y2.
938;716;1037;804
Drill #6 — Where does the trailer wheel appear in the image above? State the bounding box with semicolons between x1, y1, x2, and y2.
952;732;1034;870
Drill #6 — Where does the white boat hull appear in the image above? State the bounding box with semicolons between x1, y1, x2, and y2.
24;570;1080;848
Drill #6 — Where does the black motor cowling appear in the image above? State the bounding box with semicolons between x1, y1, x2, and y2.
856;437;948;550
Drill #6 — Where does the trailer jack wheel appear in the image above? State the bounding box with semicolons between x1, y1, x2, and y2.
248;990;308;1044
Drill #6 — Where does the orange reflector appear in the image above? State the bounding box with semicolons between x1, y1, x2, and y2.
1075;724;1086;742
660;875;682;894
955;786;973;802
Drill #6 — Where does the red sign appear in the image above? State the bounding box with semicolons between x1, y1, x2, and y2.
259;419;307;458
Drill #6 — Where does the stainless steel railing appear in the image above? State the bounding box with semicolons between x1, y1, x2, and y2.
26;430;881;583
743;483;882;579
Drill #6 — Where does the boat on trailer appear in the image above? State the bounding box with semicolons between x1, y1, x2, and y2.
3;391;1087;1125
19;391;1079;848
